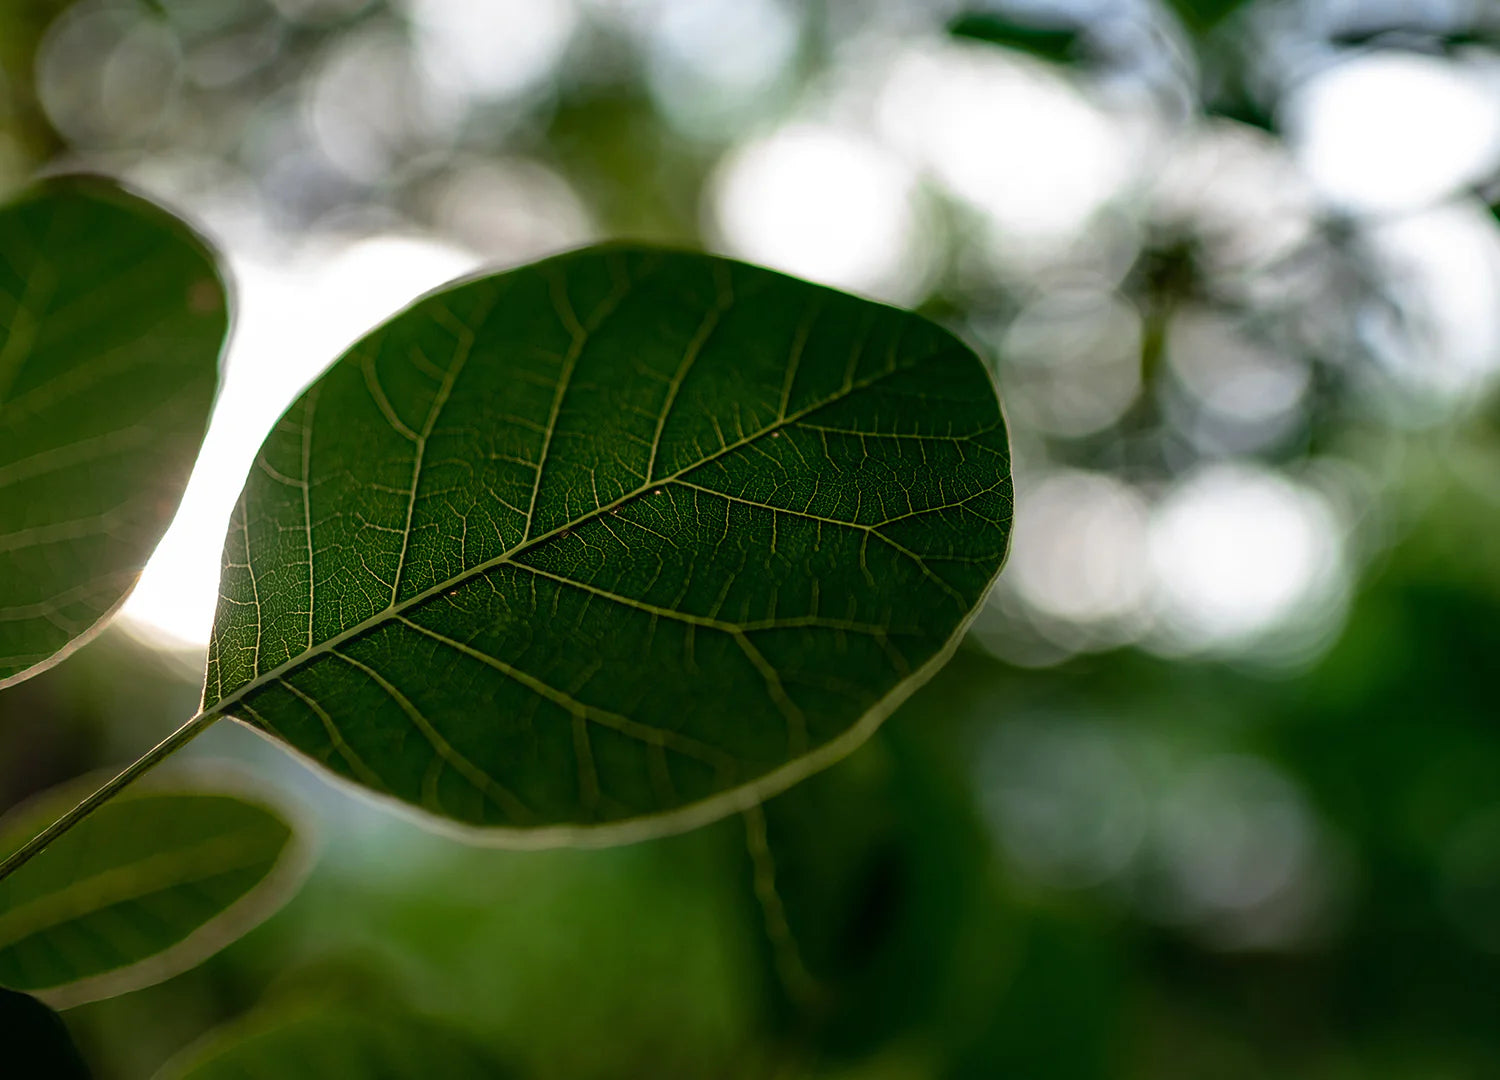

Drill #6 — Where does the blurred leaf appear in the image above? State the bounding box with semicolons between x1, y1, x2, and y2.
1201;85;1278;134
154;1000;510;1080
1327;21;1500;53
737;720;993;1064
0;777;304;1006
1163;0;1254;35
0;987;92;1078
282;832;756;1080
203;246;1012;840
947;12;1085;65
0;176;226;689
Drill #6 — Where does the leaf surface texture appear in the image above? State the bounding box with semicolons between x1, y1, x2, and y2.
207;248;1012;838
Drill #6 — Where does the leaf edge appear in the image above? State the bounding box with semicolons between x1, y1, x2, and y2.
0;172;231;692
0;763;312;1010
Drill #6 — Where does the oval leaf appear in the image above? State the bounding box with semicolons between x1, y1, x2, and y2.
205;248;1012;842
0;176;227;688
0;988;91;1078
156;1003;510;1080
0;777;305;1006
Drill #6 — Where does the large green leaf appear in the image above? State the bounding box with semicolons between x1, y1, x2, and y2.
0;176;227;688
0;776;304;1006
204;247;1012;842
0;988;92;1079
155;1002;510;1080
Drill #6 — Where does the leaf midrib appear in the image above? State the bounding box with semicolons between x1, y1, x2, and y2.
205;355;940;719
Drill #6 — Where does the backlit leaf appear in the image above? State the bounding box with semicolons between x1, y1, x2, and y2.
155;1002;510;1080
0;776;304;1006
204;247;1011;842
0;177;227;688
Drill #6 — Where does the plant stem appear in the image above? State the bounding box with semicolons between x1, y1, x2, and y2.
0;710;221;883
742;804;819;1008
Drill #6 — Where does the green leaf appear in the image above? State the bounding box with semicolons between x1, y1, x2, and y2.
0;987;92;1079
0;176;227;688
155;1002;510;1080
948;12;1086;66
0;776;305;1006
736;725;992;1062
1163;0;1253;34
205;247;1012;842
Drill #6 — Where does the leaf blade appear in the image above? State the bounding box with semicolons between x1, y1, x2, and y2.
207;248;1012;840
0;176;227;688
0;776;305;1006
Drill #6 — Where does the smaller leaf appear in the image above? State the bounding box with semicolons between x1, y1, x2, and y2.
155;1001;511;1080
735;719;991;1062
0;175;228;689
0;987;92;1079
0;772;307;1006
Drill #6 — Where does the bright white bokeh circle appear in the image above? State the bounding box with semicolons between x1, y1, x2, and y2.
708;122;933;303
1008;469;1152;629
1147;464;1345;653
876;40;1132;243
1285;51;1500;213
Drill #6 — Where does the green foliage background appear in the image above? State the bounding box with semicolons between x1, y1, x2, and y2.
4;0;1500;1077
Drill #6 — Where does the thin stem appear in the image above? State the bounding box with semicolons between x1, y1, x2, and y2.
0;709;221;883
742;804;818;1008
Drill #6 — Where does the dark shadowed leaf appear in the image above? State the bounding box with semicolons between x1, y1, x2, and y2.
1162;0;1253;34
0;177;227;689
204;246;1011;842
0;775;304;1006
0;987;92;1079
948;11;1086;65
734;719;992;1062
155;1002;510;1080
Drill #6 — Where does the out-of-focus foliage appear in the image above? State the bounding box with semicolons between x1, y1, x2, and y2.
0;177;225;689
949;12;1086;65
735;726;993;1066
3;0;1500;1077
0;779;301;1007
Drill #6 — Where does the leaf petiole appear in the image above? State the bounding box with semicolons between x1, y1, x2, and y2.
0;710;222;883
